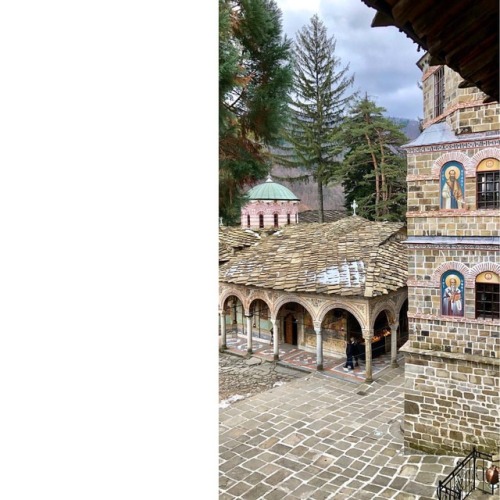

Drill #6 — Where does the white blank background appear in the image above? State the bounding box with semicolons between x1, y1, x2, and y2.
0;1;219;498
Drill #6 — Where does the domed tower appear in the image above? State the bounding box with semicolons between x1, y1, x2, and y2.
241;175;300;230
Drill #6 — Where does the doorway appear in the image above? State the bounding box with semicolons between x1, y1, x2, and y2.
284;314;298;345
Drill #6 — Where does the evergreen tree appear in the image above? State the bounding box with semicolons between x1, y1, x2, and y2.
219;0;293;225
338;95;408;221
278;14;354;222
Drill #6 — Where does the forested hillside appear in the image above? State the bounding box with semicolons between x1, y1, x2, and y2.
270;118;420;211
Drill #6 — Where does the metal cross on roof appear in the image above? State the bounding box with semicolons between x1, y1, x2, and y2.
351;200;358;216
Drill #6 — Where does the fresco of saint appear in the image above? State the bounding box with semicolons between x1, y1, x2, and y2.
441;164;464;209
442;273;464;317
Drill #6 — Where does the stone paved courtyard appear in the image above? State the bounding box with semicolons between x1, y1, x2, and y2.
219;351;498;499
219;351;307;405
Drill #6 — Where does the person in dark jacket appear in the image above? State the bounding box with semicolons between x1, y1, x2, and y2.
343;337;357;371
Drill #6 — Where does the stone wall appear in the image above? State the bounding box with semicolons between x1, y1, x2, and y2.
403;61;499;456
241;200;299;229
407;213;498;237
403;349;500;455
421;63;499;133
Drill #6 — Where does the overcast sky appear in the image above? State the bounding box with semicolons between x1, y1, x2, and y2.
277;0;424;120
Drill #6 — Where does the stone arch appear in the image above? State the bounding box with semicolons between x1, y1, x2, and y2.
431;261;471;287
270;294;314;319
246;290;273;314
431;152;472;177
471;147;500;167
469;263;500;286
247;295;274;340
316;301;367;330
271;294;315;321
394;291;409;317
219;286;246;313
370;302;398;329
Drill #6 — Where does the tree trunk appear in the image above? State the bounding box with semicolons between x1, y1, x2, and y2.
378;130;388;217
364;132;380;219
317;179;324;222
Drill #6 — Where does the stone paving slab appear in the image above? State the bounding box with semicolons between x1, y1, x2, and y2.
219;352;499;499
224;335;398;383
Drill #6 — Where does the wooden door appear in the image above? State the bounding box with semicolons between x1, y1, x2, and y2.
285;314;297;345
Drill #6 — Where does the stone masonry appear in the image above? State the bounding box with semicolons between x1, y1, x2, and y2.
401;53;500;456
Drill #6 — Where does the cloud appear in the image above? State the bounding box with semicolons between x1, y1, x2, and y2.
278;0;424;119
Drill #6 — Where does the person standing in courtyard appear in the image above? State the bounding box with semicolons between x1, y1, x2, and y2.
344;337;356;371
353;337;360;367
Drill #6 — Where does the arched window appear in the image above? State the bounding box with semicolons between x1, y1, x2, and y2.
440;162;465;209
476;158;499;209
247;214;250;227
476;272;499;319
441;271;464;317
433;66;445;118
273;213;279;228
259;214;264;228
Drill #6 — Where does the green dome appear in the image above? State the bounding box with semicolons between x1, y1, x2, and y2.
246;175;299;201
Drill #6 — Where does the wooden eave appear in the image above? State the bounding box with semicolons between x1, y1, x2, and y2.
361;0;499;103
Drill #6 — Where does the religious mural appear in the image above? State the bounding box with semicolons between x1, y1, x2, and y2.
440;162;465;209
441;270;464;317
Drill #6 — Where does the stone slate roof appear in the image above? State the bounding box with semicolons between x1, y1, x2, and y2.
219;226;261;264
299;210;347;223
219;217;407;297
403;121;457;148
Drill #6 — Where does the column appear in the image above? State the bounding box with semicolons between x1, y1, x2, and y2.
363;328;374;383
246;314;253;354
315;323;323;371
220;311;227;351
390;321;399;368
271;318;279;361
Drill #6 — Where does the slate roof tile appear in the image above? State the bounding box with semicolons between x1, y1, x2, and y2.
219;216;407;297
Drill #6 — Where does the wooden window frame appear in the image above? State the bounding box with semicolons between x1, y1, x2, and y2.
477;170;499;209
434;66;445;118
476;282;499;320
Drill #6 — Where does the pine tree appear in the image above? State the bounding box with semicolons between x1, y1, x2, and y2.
279;14;354;222
219;0;293;225
338;95;408;221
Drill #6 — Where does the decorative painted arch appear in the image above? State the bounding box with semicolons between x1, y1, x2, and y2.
370;303;398;329
247;292;273;316
471;147;500;167
271;295;315;323
469;263;500;286
316;302;367;331
219;287;246;313
431;152;472;177
393;292;409;317
431;261;471;287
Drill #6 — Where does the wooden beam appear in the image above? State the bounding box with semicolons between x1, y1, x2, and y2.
458;80;476;89
371;11;394;27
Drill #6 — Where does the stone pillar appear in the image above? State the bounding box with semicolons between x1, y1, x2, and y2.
363;328;374;383
314;323;323;371
246;314;253;354
220;311;227;351
271;318;279;361
390;321;399;368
